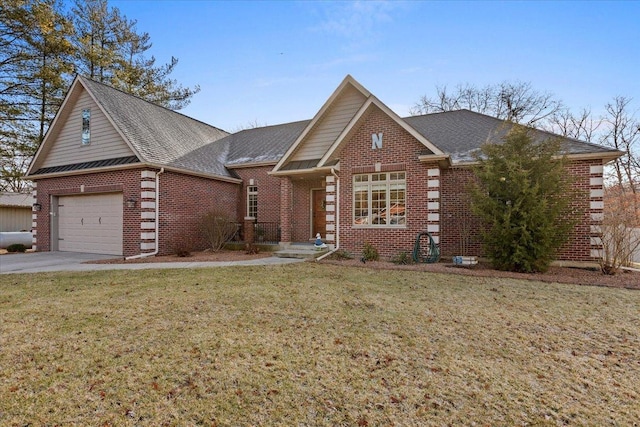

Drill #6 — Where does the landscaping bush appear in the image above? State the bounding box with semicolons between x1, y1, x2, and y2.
327;249;354;260
199;211;237;252
170;236;194;257
391;251;414;265
471;126;579;273
6;243;27;253
362;242;379;262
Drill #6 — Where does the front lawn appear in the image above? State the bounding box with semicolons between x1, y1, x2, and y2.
1;264;638;425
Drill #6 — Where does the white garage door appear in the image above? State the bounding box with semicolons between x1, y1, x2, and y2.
58;193;123;255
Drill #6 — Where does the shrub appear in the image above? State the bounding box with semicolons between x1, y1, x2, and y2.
391;251;414;265
200;211;237;252
170;236;194;257
362;242;379;262
327;249;354;260
598;187;640;275
6;243;27;253
471;126;579;273
244;243;260;255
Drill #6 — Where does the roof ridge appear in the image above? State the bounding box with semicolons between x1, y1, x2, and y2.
78;75;229;135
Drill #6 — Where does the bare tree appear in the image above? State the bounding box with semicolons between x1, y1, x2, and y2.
548;107;601;143
411;81;563;127
600;96;639;192
598;186;640;274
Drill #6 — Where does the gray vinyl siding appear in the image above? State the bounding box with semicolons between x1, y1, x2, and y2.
0;207;31;231
291;85;366;161
40;89;134;168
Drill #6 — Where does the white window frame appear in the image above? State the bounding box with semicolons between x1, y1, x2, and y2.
247;185;258;218
353;172;406;227
81;108;91;145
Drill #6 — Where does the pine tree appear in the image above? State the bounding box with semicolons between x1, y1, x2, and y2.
471;126;580;273
72;0;199;109
0;0;73;191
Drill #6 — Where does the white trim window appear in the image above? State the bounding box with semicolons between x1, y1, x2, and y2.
81;108;91;145
353;172;406;226
247;185;258;218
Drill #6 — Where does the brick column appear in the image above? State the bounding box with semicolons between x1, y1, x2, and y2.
139;170;157;254
589;164;605;260
324;174;337;246
244;217;255;243
426;167;441;245
279;177;292;245
31;183;38;251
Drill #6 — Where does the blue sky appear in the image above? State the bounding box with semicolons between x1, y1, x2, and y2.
110;0;639;132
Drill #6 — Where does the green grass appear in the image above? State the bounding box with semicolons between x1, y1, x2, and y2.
1;264;639;426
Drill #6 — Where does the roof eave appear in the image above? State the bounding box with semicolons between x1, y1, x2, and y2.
225;160;278;169
157;165;242;184
27;162;243;184
449;150;625;168
269;165;337;177
559;151;625;164
418;154;451;168
26;162;147;180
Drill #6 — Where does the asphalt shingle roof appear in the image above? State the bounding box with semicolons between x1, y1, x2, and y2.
403;109;617;163
80;77;231;176
223;120;312;166
41;79;619;178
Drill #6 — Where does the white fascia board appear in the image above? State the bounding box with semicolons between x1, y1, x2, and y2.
225;161;278;169
27;162;243;184
272;75;371;173
318;96;444;167
27;77;82;175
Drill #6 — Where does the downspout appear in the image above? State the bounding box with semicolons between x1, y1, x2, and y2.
316;168;340;262
126;167;164;260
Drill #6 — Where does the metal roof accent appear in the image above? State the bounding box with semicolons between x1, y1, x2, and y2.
280;159;322;171
30;156;140;175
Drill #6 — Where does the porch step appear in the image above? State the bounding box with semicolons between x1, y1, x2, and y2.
274;245;329;260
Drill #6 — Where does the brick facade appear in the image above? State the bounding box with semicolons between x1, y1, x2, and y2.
31;141;605;263
274;107;605;262
337;107;439;259
232;166;281;224
439;162;604;262
32;168;239;257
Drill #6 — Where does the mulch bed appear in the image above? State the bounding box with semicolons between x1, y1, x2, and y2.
322;258;639;290
87;249;640;290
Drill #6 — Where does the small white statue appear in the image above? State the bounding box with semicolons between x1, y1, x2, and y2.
314;232;327;249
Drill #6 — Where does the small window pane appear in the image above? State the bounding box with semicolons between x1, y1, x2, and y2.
353;171;406;227
247;185;258;218
82;109;91;145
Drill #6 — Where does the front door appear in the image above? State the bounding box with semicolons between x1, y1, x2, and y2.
312;189;327;238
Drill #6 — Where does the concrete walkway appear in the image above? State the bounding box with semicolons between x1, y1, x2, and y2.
0;251;304;274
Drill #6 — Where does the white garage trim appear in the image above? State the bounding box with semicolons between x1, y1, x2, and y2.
55;193;123;255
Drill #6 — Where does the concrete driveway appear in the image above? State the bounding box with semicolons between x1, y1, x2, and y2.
0;251;116;274
0;251;302;274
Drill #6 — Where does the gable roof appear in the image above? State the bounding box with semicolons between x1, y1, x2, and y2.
27;75;623;182
272;75;445;174
28;75;232;179
318;96;445;168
